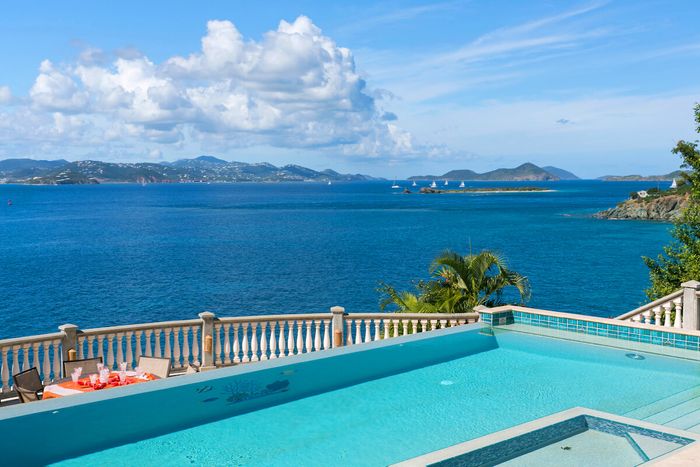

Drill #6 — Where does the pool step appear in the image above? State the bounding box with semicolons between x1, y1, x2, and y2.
625;385;700;420
664;408;700;431
645;396;700;425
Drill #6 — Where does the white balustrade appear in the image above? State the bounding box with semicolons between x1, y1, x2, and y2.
617;289;686;329
0;310;478;395
76;320;201;372
0;333;63;393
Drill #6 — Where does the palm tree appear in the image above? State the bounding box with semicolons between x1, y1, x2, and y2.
380;249;530;313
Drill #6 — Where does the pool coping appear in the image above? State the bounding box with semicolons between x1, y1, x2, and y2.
477;305;700;353
0;319;487;420
392;407;700;466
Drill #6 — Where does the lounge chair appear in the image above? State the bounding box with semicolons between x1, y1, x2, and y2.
63;357;103;377
137;356;171;378
13;368;43;403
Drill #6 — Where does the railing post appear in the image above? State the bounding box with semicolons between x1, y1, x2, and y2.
330;306;345;347
199;312;216;370
58;324;79;375
681;281;700;330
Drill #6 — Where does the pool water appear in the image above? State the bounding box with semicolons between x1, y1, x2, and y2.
49;327;700;466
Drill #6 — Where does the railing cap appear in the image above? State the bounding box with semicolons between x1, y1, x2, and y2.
198;311;216;319
681;280;700;290
58;323;79;332
330;306;345;314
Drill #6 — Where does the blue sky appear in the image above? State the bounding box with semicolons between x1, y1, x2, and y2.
0;1;698;178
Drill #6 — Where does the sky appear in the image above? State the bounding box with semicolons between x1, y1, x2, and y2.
0;1;699;178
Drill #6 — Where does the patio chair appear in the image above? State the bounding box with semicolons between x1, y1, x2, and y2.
13;368;43;403
63;357;103;377
137;356;171;378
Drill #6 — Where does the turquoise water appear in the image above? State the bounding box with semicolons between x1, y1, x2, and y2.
0;180;672;338
48;329;700;466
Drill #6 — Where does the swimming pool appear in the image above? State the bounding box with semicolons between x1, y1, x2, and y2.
2;322;700;465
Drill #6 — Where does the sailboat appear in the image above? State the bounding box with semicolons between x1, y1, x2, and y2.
391;179;400;189
430;181;437;188
670;178;678;189
459;181;465;188
328;180;332;185
412;181;417;187
444;180;449;186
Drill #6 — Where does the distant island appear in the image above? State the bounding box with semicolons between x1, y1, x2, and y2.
408;163;578;182
417;186;551;194
598;170;684;181
0;156;381;184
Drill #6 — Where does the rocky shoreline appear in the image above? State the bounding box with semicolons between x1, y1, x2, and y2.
594;194;689;221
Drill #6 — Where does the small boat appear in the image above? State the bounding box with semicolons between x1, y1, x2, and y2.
459;181;465;188
670;178;678;189
391;181;400;189
430;181;437;188
444;180;449;186
328;180;332;185
412;181;417;187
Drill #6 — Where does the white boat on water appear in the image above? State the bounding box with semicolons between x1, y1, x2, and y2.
391;180;400;188
412;181;417;187
430;181;437;188
671;178;678;189
328;180;332;185
444;180;449;186
459;181;465;188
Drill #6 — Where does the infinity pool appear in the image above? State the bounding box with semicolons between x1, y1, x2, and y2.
3;323;700;465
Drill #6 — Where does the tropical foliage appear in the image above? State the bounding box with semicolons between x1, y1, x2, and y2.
644;103;700;298
379;249;531;313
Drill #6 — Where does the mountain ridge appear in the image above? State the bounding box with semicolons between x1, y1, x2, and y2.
0;157;382;184
408;163;572;181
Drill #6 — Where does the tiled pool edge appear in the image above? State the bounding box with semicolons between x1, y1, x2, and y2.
477;306;700;352
392;407;700;467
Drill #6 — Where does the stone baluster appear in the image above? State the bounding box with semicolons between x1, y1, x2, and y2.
1;349;9;392
673;298;683;329
106;335;116;369
287;321;295;355
191;327;200;366
269;322;278;359
411;319;419;334
653;307;662;326
172;328;182;368
323;320;331;349
11;345;20;379
278;321;287;357
663;302;673;327
295;321;304;355
41;342;51;382
251;323;260;361
116;332;125;366
260;322;269;360
642;309;652;325
180;328;190;367
51;341;61;381
241;323;251;362
401;319;409;336
222;324;232;364
313;320;322;351
305;320;313;353
362;320;370;343
372;319;381;341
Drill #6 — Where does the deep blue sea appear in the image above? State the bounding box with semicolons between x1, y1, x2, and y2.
0;180;673;339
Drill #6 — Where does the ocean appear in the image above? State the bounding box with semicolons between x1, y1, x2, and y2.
0;180;672;338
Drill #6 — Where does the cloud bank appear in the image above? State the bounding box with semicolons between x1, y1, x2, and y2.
0;16;425;160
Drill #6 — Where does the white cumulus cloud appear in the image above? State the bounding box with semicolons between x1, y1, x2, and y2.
0;16;432;160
